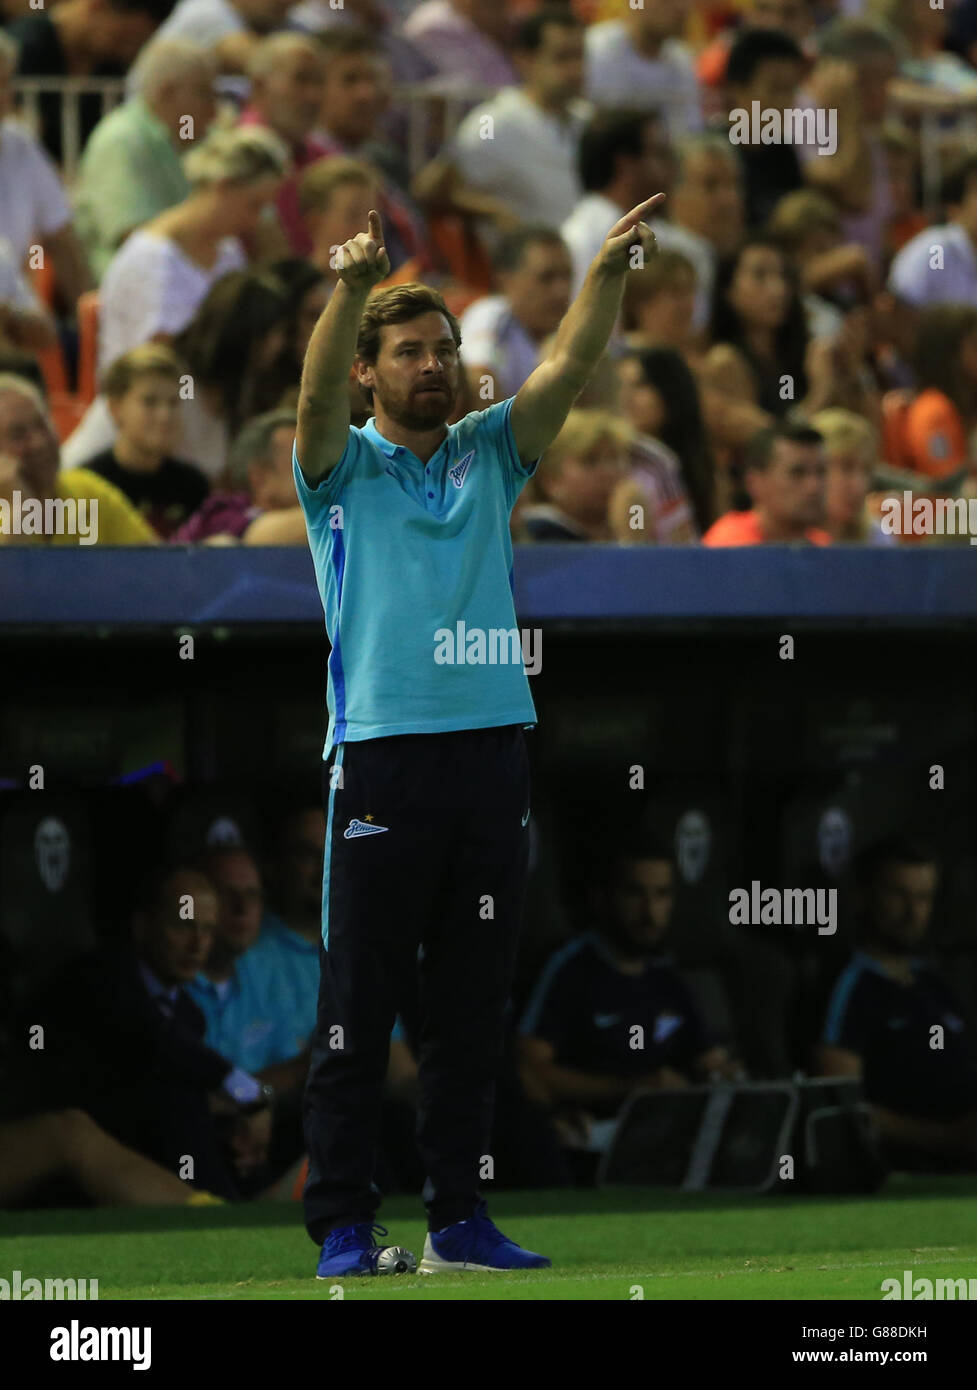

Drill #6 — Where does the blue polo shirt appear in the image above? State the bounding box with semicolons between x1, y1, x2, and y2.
256;914;320;1051
293;397;538;755
187;935;303;1074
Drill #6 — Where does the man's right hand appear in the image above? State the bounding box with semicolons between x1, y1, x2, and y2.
336;209;391;290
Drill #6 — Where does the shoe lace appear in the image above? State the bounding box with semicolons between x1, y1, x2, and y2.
466;1203;508;1256
331;1222;389;1257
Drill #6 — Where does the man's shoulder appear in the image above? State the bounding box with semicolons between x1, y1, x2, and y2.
0;116;47;164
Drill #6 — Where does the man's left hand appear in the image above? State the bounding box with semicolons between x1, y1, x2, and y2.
598;193;665;276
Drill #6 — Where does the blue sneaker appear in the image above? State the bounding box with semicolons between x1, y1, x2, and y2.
316;1222;416;1278
419;1200;551;1273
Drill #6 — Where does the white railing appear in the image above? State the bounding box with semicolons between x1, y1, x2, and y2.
11;76;491;185
12;78;127;182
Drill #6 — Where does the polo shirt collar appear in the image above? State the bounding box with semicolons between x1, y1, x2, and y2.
362;416;450;464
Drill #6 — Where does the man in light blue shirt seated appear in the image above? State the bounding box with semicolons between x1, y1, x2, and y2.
187;845;302;1075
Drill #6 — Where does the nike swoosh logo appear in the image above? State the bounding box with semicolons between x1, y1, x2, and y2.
521;808;530;827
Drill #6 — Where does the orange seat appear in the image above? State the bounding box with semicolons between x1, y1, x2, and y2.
49;391;87;443
880;389;913;472
428;214;493;297
77;290;100;406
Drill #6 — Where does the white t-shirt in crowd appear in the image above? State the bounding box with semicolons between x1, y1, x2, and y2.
459;294;541;400
452;87;590;227
0;237;43;313
561;192;714;328
0;118;72;264
97;230;246;373
585;22;702;139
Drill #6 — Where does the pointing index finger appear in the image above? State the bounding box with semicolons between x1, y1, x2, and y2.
609;193;666;238
368;209;384;245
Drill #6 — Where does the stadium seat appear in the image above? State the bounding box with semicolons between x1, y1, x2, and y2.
48;391;87;442
880;389;913;472
428;214;493;297
76;291;100;406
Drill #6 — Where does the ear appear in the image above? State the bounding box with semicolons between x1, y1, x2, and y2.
353;356;374;392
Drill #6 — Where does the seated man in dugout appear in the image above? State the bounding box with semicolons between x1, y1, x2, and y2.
517;846;743;1175
817;837;977;1173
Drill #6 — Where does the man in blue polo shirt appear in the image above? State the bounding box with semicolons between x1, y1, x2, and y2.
294;198;663;1278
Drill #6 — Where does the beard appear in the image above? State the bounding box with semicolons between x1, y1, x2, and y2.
377;378;456;431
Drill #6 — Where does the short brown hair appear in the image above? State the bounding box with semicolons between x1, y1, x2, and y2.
356;283;462;365
299;156;378;218
101;343;184;398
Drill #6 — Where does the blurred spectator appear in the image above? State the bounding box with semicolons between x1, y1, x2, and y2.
75;38;218;281
817;838;977;1173
0;236;56;355
668;132;745;262
400;0;516;91
5;865;271;1200
314;29;427;272
0;35;92;312
85;344;209;538
723;27;806;229
766;188;874;340
889;153;977;310
562;108;712;329
522;407;629;542
238;33;326;257
459;226;572;404
94;124;287;378
172;407;304;543
518;848;739;1163
254;256;329;408
811;407;896;545
0;373;157;545
64;268;291;478
702;419;831;546
6;0;168;162
697;0;815;94
444;6;588;230
799;19;899;273
585;0;701;139
615;346;715;536
903;304;977;481
621;249;699;356
259;806;326;1047
708;236;810;417
881;123;926;257
299;157;383;283
153;0;294;79
186;847;303;1071
869;0;977;104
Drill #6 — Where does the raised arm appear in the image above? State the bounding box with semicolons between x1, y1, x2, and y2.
509;193;664;465
295;209;390;485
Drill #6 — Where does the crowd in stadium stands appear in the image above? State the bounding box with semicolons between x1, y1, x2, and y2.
1;0;977;545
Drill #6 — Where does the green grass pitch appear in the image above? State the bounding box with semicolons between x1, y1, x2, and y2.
3;1177;976;1300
